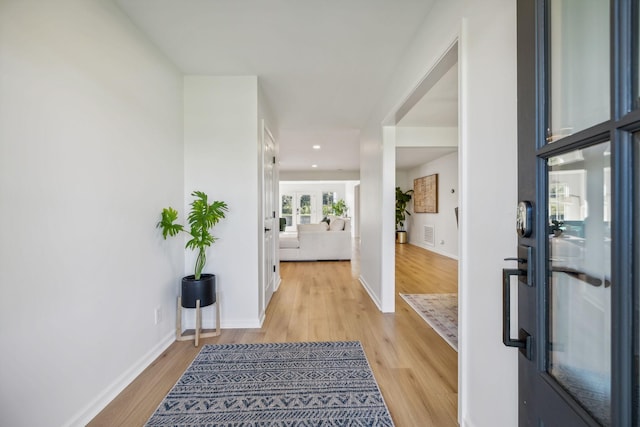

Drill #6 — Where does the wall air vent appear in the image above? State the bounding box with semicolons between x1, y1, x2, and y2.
423;225;435;246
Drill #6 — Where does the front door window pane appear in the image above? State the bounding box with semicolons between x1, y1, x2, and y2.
548;0;610;142
548;141;611;425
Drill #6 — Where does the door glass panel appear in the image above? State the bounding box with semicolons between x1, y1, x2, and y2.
298;194;311;224
547;0;609;143
281;195;293;227
548;141;611;426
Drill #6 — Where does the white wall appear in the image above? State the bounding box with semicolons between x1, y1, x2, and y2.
0;1;184;426
359;126;395;311
360;0;462;312
396;126;458;147
459;3;518;425
396;170;410;191
360;0;518;426
183;76;262;329
359;134;384;306
406;152;459;259
280;170;359;181
344;180;358;233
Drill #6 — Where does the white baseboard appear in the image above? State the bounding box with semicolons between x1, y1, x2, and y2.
180;305;262;329
63;330;175;427
358;275;383;311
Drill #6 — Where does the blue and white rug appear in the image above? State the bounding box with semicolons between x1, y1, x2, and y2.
146;341;395;426
400;293;458;351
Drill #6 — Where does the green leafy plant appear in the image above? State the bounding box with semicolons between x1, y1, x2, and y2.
157;191;228;280
396;187;414;231
550;219;565;236
332;199;348;217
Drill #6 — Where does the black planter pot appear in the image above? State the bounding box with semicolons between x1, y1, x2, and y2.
181;274;216;308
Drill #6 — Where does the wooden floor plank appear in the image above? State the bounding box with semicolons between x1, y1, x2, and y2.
88;243;458;426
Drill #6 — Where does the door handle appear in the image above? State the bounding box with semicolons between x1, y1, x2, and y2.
264;227;271;232
502;268;532;360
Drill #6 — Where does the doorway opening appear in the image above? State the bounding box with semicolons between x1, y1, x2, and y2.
384;40;460;347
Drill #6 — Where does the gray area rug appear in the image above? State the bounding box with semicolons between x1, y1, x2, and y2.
400;293;458;351
552;364;610;426
146;341;394;426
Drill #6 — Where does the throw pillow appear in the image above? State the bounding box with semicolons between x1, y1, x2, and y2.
329;218;345;231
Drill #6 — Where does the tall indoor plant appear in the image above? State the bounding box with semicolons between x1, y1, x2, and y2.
157;190;228;308
395;187;413;243
332;199;349;217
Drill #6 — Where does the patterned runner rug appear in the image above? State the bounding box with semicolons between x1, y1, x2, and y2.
400;293;458;351
146;341;394;426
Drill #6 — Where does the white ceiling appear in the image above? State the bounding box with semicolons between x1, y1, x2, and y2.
396;63;458;171
116;0;459;172
398;63;458;128
395;146;457;171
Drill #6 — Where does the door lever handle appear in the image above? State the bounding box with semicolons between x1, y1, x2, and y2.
502;268;532;360
264;227;271;232
503;245;534;287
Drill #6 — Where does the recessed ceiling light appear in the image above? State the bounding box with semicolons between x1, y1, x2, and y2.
312;164;318;168
312;145;321;150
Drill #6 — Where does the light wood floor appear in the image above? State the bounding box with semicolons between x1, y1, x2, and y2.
89;243;458;426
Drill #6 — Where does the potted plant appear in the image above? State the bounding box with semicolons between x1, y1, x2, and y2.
550;219;565;237
157;190;228;308
332;199;348;217
396;187;414;243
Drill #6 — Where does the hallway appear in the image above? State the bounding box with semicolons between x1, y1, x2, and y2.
90;244;458;426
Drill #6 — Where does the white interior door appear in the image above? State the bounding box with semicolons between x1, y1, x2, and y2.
262;125;276;309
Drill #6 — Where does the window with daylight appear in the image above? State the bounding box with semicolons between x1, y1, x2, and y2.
322;192;336;216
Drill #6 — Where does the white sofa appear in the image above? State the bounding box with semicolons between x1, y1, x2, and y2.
279;217;352;261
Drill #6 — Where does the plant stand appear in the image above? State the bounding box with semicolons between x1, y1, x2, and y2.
176;290;220;347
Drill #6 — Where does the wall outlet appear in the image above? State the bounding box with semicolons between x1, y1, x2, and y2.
154;306;162;325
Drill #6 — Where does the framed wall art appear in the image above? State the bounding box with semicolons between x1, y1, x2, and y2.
414;174;438;213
